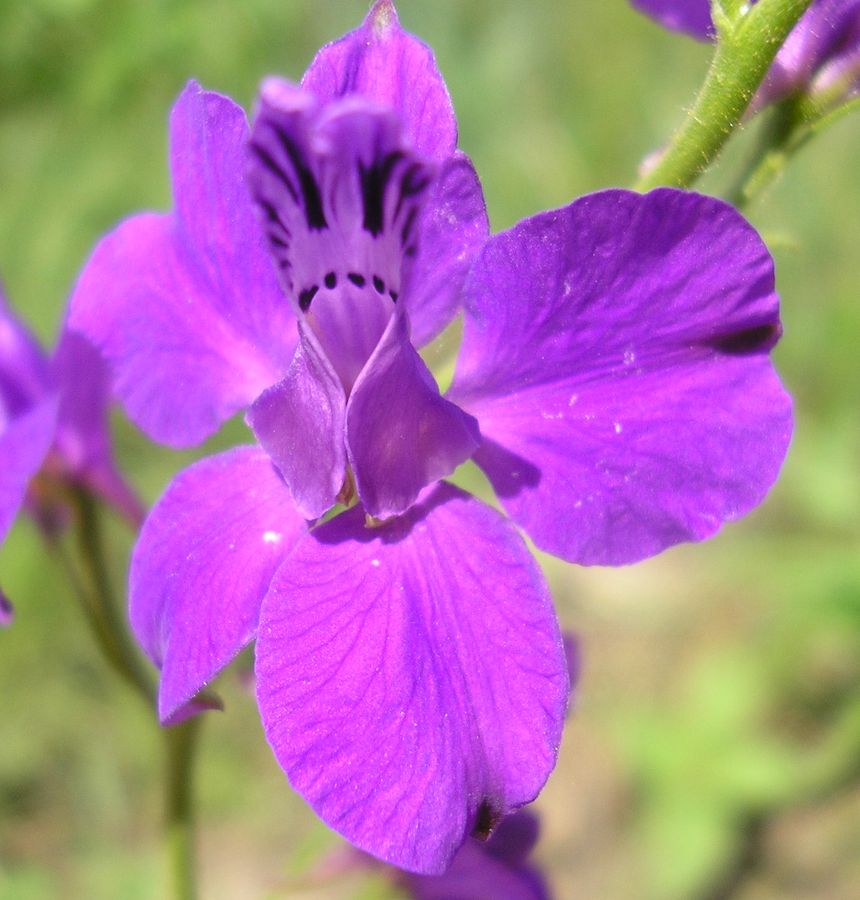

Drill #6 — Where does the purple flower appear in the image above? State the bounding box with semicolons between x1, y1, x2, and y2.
0;285;142;619
401;809;549;900
69;0;791;874
632;0;860;110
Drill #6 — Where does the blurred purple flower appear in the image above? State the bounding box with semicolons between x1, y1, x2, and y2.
632;0;860;110
69;0;790;874
0;286;142;620
401;809;549;900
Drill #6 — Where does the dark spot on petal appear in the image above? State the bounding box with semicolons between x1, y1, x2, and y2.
389;290;399;303
473;799;502;842
348;272;366;288
324;272;337;290
404;246;417;258
269;234;288;249
709;322;781;356
298;284;318;312
373;275;385;294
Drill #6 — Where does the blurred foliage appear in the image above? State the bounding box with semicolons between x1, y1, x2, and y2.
1;1;859;898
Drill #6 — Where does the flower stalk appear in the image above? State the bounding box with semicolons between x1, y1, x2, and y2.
165;717;201;900
635;0;815;191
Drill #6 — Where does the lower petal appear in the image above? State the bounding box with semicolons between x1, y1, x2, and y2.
248;323;347;520
129;447;306;723
255;483;568;874
347;311;480;519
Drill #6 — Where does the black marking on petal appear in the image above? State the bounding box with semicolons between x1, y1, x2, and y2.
389;290;398;303
324;272;337;290
400;207;418;247
257;198;291;236
267;121;328;231
269;234;288;249
394;162;432;221
372;275;385;294
404;246;417;258
250;141;299;204
298;284;319;312
709;322;780;356
359;150;405;236
348;272;366;288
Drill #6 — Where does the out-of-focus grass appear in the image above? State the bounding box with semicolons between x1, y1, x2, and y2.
1;2;859;898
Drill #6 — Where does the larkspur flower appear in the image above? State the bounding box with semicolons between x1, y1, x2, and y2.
68;0;791;873
0;285;142;621
632;0;860;111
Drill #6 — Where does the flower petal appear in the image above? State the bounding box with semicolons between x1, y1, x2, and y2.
405;152;489;348
0;397;57;543
301;0;457;162
449;189;792;566
630;0;713;40
247;322;346;520
248;80;431;390
69;81;295;447
255;483;568;874
347;310;480;520
405;810;548;900
51;331;144;526
130;446;306;723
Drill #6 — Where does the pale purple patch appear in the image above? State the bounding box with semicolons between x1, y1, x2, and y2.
69;81;296;447
129;447;306;723
449;189;792;566
302;0;457;162
255;483;568;874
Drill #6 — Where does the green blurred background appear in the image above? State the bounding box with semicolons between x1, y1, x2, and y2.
1;1;859;897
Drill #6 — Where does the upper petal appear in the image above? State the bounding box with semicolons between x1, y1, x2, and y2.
301;0;457;162
347;309;480;519
449;189;792;566
255;483;568;874
69;81;295;447
129;446;306;723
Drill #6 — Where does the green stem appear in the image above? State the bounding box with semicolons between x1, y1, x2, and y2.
635;0;814;191
49;485;202;899
165;717;201;900
728;95;860;209
52;484;155;706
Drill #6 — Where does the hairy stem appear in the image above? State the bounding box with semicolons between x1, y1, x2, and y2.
635;0;814;191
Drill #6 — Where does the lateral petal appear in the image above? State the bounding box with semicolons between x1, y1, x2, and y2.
405;152;489;348
255;483;568;873
129;447;305;723
69;82;295;447
449;189;792;565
